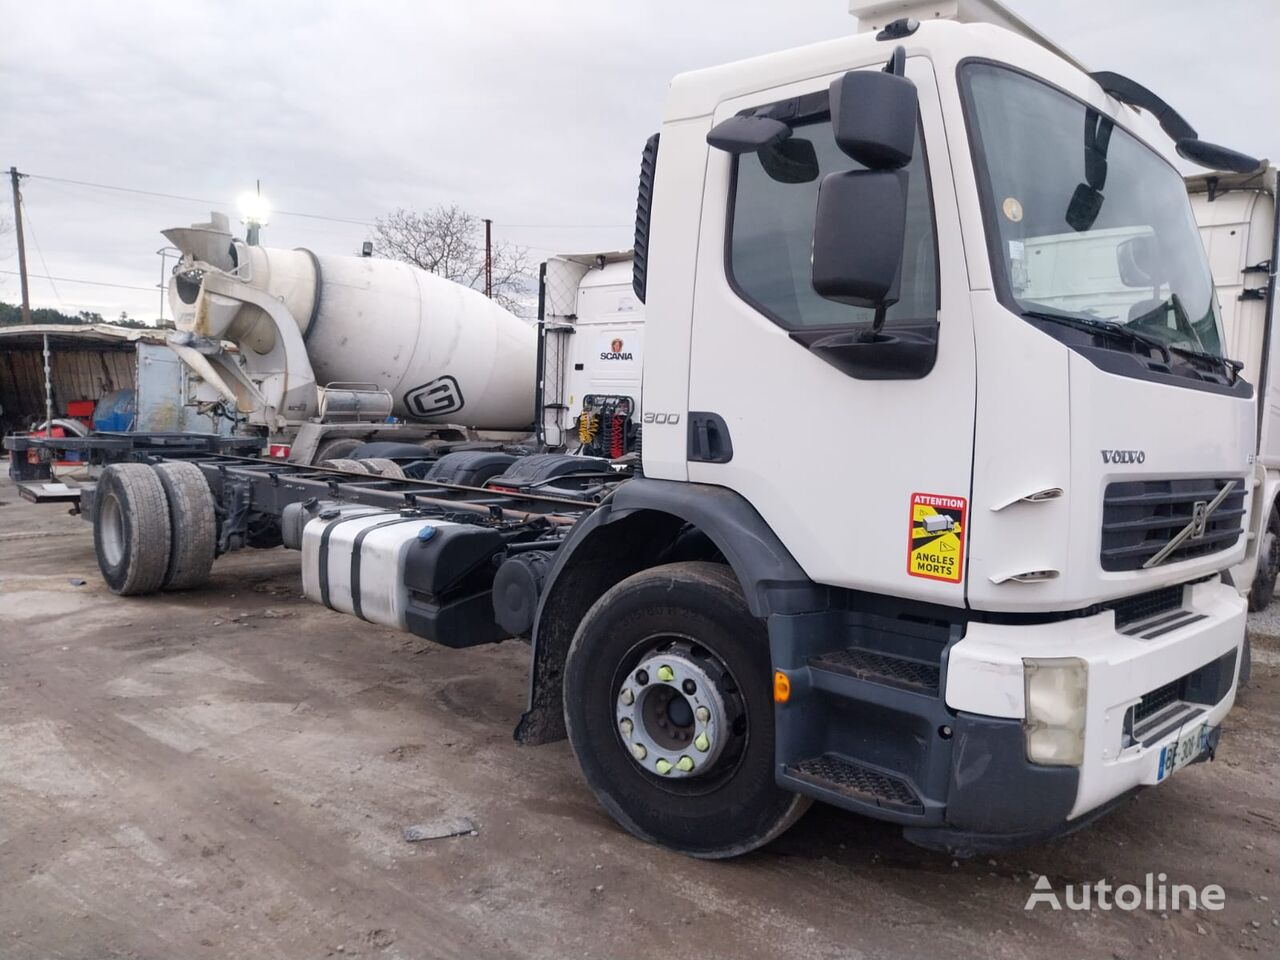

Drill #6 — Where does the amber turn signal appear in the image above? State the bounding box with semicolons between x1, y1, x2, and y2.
773;670;791;704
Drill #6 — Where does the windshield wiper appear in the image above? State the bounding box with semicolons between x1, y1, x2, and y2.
1021;308;1172;363
1128;295;1244;381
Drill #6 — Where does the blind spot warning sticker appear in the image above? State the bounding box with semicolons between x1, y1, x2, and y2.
908;493;967;584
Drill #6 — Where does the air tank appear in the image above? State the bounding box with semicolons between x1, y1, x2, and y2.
163;215;536;431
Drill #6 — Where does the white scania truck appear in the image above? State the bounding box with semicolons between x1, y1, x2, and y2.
8;0;1261;857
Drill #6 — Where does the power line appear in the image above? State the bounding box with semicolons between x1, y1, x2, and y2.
500;222;631;230
26;173;375;227
23;172;630;231
0;269;155;292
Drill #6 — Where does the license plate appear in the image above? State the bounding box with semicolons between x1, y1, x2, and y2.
1157;722;1209;782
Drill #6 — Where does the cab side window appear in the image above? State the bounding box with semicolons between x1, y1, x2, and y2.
728;115;938;332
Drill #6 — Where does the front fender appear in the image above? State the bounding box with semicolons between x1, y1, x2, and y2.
515;478;823;744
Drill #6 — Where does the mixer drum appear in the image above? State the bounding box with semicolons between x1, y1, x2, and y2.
306;254;535;431
166;232;537;432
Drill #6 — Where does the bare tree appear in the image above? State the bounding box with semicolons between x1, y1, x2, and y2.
372;205;531;314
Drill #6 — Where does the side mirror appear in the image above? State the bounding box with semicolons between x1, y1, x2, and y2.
828;64;917;170
707;115;791;155
1117;234;1161;288
812;168;907;312
759;138;820;184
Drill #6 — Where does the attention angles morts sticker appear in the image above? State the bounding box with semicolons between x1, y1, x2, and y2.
907;492;967;584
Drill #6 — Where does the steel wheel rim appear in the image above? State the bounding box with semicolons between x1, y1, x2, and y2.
613;634;748;789
100;493;125;567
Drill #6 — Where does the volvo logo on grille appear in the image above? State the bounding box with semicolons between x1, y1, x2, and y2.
1190;501;1210;540
1142;481;1236;568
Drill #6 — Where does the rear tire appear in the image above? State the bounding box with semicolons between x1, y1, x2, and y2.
359;457;406;478
313;437;362;463
1247;510;1279;612
563;561;810;858
317;458;368;473
153;461;217;590
93;463;172;596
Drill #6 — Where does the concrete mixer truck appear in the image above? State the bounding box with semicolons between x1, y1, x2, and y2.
160;211;538;463
4;0;1263;860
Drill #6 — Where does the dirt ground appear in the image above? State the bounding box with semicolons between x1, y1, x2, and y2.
0;475;1276;960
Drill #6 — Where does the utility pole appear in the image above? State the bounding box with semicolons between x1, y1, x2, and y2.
9;166;31;325
483;217;493;299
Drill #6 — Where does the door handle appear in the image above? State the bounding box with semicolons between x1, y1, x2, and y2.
687;412;733;464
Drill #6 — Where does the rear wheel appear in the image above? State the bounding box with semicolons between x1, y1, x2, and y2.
153;461;217;590
93;463;172;596
313;437;362;463
563;561;809;858
358;457;406;478
317;458;369;473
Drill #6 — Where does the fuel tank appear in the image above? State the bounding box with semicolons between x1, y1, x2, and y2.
163;215;535;430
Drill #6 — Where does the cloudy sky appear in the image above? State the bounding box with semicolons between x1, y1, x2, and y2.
1;0;1276;321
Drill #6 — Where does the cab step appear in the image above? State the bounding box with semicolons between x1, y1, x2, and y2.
784;754;924;814
809;647;940;694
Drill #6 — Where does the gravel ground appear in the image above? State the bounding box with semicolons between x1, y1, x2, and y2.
0;476;1276;960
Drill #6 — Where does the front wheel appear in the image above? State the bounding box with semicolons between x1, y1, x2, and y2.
563;561;810;858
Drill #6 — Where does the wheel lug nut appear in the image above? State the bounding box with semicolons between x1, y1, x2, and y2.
682;679;696;695
695;706;710;723
635;669;649;686
676;756;695;772
620;688;634;706
657;665;675;682
631;743;647;761
620;718;633;736
655;758;673;775
694;733;710;752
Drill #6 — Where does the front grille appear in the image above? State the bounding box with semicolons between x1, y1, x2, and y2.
1134;679;1181;725
1124;649;1239;746
1101;478;1245;571
1109;585;1184;629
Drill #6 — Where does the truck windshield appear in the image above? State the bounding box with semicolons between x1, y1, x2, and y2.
961;63;1226;360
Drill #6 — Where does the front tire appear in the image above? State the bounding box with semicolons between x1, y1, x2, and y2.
563;561;810;858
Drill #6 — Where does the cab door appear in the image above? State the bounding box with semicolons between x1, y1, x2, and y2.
685;57;976;603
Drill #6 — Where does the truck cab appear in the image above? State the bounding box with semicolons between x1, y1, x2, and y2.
527;0;1256;855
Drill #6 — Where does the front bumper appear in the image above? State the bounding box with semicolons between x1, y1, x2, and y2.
945;578;1244;819
770;578;1245;852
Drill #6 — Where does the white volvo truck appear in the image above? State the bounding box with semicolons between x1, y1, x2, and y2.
8;0;1261;857
1188;164;1279;616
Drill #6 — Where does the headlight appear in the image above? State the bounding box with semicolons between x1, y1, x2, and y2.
1023;657;1088;766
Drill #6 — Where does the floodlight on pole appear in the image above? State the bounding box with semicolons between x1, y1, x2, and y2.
238;180;270;245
